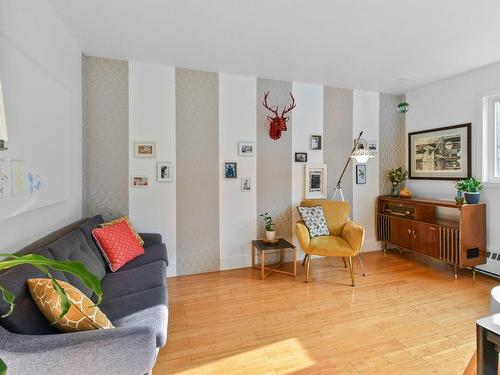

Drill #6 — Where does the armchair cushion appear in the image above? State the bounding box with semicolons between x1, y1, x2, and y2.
296;206;329;237
308;236;357;257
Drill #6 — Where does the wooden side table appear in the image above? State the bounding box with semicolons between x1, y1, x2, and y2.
251;239;297;280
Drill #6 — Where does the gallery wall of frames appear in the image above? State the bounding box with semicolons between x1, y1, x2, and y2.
83;57;405;277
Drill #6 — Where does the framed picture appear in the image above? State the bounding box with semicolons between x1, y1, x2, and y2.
305;164;327;199
131;175;149;188
238;142;256;156
311;135;322;150
295;152;308;162
354;138;367;150
10;159;26;196
356;164;366;184
241;177;251;192
224;162;237;178
367;141;378;153
408;123;471;180
133;142;156;158
157;162;173;182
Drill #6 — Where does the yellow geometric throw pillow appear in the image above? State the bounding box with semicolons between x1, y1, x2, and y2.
100;216;145;246
27;278;114;332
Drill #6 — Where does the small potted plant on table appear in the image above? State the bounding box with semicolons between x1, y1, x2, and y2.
455;177;482;204
260;212;276;242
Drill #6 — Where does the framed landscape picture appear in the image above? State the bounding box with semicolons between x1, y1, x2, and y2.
408;123;471;180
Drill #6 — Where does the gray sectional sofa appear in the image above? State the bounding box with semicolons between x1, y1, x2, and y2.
0;215;169;375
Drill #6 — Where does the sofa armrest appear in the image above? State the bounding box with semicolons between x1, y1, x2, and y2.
295;221;311;252
0;325;157;375
342;221;365;254
139;232;163;247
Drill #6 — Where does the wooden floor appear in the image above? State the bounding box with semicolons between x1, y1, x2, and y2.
154;250;497;375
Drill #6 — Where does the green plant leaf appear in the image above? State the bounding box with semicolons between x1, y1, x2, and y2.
0;285;15;318
0;253;102;304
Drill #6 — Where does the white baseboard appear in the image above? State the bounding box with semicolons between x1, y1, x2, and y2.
166;263;177;277
361;239;382;252
220;255;252;270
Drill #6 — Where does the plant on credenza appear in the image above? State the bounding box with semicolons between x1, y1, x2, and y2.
388;167;408;197
455;177;482;204
259;212;276;241
0;253;102;373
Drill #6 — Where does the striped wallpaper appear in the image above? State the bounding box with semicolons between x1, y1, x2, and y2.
83;56;405;276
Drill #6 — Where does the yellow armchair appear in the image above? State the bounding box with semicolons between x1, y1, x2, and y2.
296;199;365;286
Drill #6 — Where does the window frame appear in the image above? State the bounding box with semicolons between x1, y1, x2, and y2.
485;95;500;183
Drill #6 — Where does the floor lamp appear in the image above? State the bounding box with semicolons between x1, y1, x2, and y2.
331;131;374;276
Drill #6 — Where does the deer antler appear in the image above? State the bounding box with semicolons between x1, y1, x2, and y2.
281;92;296;117
263;91;278;116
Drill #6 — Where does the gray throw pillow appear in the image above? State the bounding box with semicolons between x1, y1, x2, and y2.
297;206;329;237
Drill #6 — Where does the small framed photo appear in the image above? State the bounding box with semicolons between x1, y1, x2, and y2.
354;138;367;150
356;165;366;184
295;152;308;163
241;177;251;192
367;141;378;153
224;162;237;178
310;135;322;150
305;164;327;199
131;175;149;188
157;162;173;182
238;142;256;156
134;142;156;158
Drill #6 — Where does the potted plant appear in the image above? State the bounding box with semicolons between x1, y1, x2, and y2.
259;212;276;241
389;167;408;197
455;177;482;204
0;253;102;373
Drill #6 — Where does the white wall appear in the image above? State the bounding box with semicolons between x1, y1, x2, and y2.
352;90;380;251
291;82;324;258
406;60;500;272
128;62;177;276
219;74;257;270
0;0;82;252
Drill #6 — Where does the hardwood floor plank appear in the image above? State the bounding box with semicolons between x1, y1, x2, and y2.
154;250;497;374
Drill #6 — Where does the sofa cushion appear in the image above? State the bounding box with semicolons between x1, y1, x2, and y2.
0;248;68;334
117;243;168;271
99;261;166;301
77;215;107;269
138;233;163;248
28;278;114;332
100;216;144;246
92;221;145;272
48;230;107;297
100;286;168;347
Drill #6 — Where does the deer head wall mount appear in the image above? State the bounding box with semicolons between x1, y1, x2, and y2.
262;91;296;140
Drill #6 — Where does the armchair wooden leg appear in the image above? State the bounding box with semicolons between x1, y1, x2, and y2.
302;254;309;266
348;257;355;287
305;256;311;283
357;254;366;276
342;257;347;268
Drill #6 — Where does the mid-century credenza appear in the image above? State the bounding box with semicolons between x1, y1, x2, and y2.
376;196;486;277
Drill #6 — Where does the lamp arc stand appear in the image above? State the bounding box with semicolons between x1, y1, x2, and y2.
331;130;366;276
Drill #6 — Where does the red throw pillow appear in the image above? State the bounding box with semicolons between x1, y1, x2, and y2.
92;221;144;272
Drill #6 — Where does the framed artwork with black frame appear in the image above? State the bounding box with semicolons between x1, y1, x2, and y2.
355;164;366;184
295;152;307;162
408;123;471;180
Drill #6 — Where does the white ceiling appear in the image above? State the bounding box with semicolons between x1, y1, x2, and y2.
49;0;500;93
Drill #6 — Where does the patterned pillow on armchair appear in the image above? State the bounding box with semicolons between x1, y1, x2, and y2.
297;206;330;237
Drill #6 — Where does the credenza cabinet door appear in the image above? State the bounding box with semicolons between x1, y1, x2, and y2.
391;218;414;250
413;222;439;258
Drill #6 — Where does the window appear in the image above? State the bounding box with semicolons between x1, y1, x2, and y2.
484;94;500;182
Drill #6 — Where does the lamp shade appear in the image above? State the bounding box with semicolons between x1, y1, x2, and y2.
350;149;374;164
0;80;7;147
